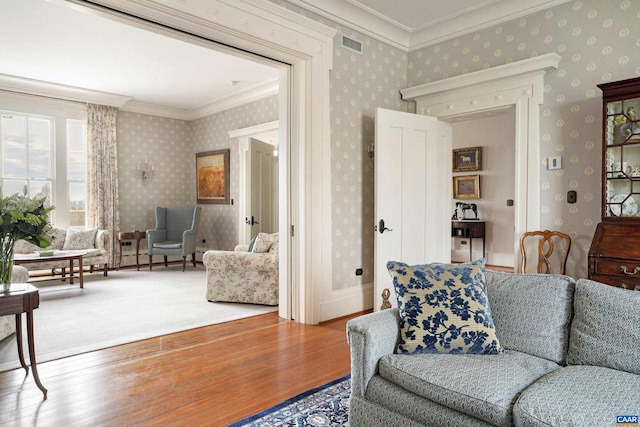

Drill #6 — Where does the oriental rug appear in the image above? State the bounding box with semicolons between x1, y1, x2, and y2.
228;375;351;427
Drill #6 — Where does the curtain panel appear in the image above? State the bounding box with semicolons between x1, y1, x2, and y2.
87;103;120;268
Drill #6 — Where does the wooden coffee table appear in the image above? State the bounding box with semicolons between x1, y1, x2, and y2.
14;250;87;288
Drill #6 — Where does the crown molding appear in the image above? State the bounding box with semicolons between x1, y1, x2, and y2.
286;0;571;52
286;0;410;51
0;73;279;121
408;0;572;51
0;73;132;107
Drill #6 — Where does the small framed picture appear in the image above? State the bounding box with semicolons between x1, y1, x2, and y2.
453;175;480;199
452;146;482;172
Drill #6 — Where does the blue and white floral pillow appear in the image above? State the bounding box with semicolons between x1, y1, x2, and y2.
387;259;503;355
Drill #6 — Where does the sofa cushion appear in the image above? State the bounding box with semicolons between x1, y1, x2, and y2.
387;259;502;355
378;351;560;427
514;365;640;426
484;270;575;364
567;279;640;375
62;227;97;250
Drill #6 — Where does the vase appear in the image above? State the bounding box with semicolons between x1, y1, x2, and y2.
0;236;15;292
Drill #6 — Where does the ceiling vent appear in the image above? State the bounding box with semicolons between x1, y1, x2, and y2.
341;34;362;54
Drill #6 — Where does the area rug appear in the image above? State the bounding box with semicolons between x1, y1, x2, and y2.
228;375;351;427
0;266;277;372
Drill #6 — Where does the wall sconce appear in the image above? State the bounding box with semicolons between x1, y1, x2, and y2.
137;157;155;182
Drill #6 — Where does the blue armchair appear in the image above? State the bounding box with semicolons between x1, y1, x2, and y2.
147;206;201;271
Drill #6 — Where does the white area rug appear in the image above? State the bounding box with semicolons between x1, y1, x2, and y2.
0;265;277;372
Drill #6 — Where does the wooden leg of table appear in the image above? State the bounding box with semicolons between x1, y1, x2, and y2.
14;314;28;374
26;311;47;397
164;256;168;267
118;241;123;271
69;259;74;285
79;257;84;289
135;239;140;271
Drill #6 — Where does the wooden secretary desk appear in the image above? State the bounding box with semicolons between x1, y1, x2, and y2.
588;77;640;290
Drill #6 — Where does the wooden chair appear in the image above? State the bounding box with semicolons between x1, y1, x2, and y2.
519;230;571;275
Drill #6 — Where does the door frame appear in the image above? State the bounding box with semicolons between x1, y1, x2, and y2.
401;53;560;266
83;0;337;324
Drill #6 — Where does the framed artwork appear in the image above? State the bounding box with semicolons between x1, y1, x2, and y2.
196;149;230;204
452;146;482;172
453;175;480;199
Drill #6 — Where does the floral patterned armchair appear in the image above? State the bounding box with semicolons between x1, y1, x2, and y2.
203;232;278;306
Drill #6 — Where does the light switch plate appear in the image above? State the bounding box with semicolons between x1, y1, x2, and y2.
548;156;562;170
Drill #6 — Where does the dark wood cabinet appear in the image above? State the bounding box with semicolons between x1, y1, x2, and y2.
451;220;485;261
588;77;640;289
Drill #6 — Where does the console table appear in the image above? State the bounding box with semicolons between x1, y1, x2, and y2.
0;284;47;397
451;220;486;261
118;231;146;270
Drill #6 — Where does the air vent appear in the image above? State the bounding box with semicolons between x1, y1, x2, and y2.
341;34;362;54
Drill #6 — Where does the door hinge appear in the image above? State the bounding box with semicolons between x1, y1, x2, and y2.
291;225;295;237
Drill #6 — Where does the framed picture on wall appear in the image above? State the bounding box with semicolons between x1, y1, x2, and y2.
196;149;230;204
453;175;480;199
452;146;482;172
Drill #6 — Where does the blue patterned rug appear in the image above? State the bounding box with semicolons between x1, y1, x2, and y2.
228;375;351;426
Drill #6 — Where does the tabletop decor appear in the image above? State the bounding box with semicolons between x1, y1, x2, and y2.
0;187;54;291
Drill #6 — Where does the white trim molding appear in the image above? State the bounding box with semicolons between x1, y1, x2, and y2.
84;0;337;325
402;53;561;264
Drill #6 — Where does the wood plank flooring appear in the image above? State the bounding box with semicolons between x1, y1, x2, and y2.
0;311;359;426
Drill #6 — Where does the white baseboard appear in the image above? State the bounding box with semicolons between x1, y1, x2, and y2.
320;282;373;322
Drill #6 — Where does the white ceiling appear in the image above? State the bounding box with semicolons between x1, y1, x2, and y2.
0;0;570;118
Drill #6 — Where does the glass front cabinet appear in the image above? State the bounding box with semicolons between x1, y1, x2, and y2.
589;77;640;290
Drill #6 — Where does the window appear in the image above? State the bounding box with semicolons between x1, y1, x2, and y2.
1;112;54;201
1;97;88;227
67;120;87;226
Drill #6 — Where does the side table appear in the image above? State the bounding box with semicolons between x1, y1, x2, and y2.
451;220;486;261
0;284;47;397
118;231;146;270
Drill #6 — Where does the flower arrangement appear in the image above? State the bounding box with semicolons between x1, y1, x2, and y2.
0;186;54;288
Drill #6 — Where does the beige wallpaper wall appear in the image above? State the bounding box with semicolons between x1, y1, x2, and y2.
117;95;279;251
268;0;410;290
407;0;640;279
271;0;640;284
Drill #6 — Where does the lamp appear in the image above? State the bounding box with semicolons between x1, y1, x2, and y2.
137;157;155;182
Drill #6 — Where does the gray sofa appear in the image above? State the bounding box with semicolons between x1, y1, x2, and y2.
347;271;640;426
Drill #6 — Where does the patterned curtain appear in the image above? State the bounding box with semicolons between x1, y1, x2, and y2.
87;103;120;268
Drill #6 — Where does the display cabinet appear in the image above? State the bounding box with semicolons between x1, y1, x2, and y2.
589;77;640;289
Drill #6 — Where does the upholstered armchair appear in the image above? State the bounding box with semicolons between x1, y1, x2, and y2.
147;206;201;271
203;232;278;305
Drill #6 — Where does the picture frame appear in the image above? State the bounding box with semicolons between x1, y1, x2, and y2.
453;175;480;199
452;146;482;172
196;149;230;204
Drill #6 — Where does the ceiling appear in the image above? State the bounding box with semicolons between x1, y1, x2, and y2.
0;0;570;119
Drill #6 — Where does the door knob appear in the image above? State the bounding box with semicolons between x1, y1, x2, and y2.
378;219;392;234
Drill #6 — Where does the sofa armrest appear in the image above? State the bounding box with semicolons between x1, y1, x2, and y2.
346;308;400;398
94;229;109;251
203;250;277;271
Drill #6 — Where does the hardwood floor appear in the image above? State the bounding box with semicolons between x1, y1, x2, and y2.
0;311;359;426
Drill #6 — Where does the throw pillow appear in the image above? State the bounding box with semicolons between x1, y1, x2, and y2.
62;228;98;250
251;232;278;253
247;235;258;252
387;259;503;355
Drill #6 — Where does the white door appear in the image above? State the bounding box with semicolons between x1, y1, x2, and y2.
374;108;453;310
246;138;278;237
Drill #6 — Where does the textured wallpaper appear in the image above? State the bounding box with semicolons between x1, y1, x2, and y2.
406;0;640;279
117;95;279;251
